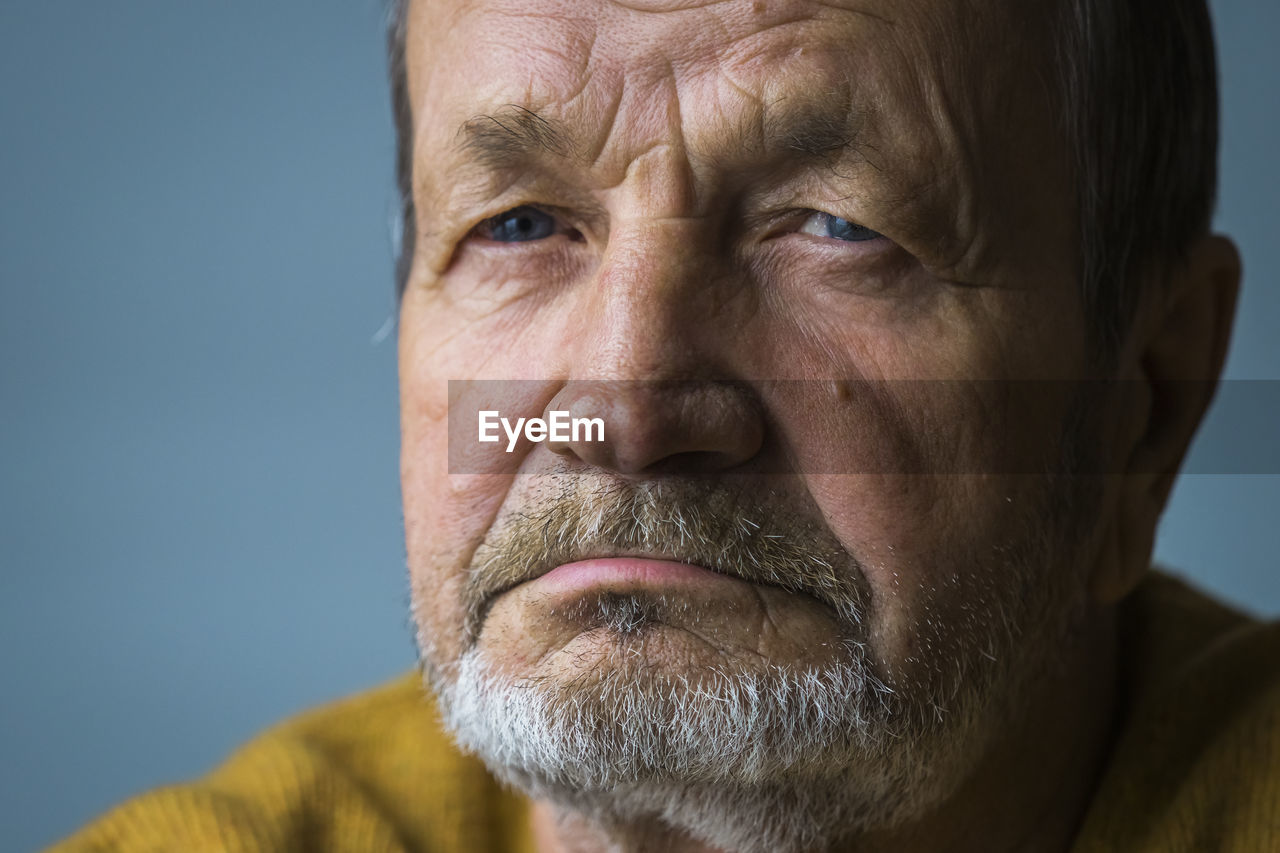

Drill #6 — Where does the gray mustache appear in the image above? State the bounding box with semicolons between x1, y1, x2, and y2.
462;476;871;646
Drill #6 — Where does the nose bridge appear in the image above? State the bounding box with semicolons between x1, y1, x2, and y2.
540;75;763;474
572;215;717;381
547;215;767;476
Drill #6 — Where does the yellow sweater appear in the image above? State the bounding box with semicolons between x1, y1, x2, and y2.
49;574;1280;852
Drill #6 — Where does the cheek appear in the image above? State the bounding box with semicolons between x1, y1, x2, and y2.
397;291;582;669
403;465;514;672
794;381;1076;666
400;342;512;671
806;468;1059;692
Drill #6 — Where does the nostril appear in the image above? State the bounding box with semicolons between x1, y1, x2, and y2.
542;379;765;476
644;449;749;477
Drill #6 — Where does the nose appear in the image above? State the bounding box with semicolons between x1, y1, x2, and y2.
546;220;764;476
546;380;763;475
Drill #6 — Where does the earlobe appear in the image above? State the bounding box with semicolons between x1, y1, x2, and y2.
1089;235;1241;605
1089;378;1152;606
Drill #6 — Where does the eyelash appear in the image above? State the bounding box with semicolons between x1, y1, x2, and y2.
794;211;884;243
470;206;582;245
465;205;886;248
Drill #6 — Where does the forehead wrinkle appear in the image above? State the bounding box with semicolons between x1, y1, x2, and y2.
418;0;959;229
582;65;879;194
809;0;896;28
602;0;896;28
433;1;890;165
691;75;881;190
600;62;701;214
446;9;864;185
434;88;884;221
878;0;1060;283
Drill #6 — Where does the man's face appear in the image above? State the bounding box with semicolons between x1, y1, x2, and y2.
399;0;1099;844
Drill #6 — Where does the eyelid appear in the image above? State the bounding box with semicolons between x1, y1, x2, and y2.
758;207;886;242
458;200;886;248
474;205;552;239
465;203;590;247
798;211;883;242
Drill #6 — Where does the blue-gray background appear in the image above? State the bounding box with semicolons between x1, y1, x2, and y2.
1;2;1276;849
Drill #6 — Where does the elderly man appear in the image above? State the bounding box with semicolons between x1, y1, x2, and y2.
53;0;1278;851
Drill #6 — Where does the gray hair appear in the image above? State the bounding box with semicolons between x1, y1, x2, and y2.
387;0;415;299
385;0;1220;357
1052;0;1220;355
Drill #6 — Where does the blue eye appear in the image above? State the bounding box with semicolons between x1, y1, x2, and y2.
799;212;882;243
480;206;558;242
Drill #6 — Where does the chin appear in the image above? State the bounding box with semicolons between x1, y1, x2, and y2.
427;635;989;853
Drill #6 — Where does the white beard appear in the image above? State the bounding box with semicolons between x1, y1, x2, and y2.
428;628;995;852
416;461;1095;850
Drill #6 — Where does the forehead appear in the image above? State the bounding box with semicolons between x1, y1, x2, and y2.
404;0;1068;280
406;0;1052;147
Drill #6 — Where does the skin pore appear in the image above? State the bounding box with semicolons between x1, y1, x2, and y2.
396;0;1241;850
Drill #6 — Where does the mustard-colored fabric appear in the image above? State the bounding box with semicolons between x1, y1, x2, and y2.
46;674;536;853
49;573;1279;852
1071;573;1280;851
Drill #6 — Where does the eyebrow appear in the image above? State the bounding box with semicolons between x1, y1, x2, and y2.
455;105;575;170
769;109;861;161
451;102;870;174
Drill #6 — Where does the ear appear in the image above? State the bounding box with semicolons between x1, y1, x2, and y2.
1089;235;1241;605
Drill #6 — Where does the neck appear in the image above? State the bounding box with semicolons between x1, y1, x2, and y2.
529;611;1119;853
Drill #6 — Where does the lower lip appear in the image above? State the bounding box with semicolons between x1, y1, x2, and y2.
535;557;729;595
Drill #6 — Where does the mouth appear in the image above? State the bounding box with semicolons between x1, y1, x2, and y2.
484;551;728;603
534;556;734;596
468;551;740;642
467;547;858;647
